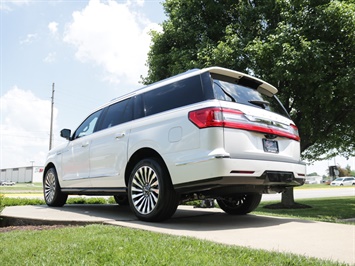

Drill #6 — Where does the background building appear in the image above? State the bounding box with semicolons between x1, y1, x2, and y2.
0;166;44;183
305;175;323;184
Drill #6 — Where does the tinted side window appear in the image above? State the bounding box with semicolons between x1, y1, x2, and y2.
73;110;103;139
143;75;204;116
200;72;215;100
133;95;144;120
100;98;133;130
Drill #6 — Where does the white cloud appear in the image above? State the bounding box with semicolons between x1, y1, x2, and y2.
20;33;37;45
43;52;56;63
48;21;59;35
63;0;161;85
0;86;59;168
5;0;31;3
131;0;145;7
0;0;31;11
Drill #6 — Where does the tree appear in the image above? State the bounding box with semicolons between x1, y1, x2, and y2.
307;172;319;176
144;0;355;207
243;1;355;160
337;164;353;177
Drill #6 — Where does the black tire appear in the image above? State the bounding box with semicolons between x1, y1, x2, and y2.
217;193;262;215
128;158;179;222
43;167;68;207
113;195;129;206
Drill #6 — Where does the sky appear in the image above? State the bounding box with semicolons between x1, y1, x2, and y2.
1;0;165;168
0;0;354;176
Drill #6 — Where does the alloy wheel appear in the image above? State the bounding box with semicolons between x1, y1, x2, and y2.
130;165;160;214
44;170;56;204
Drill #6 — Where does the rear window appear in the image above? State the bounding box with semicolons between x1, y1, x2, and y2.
99;98;133;130
143;75;204;116
211;74;289;118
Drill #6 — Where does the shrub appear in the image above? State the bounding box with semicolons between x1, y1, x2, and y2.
67;197;108;205
1;197;112;207
107;196;116;204
2;197;45;206
0;194;4;214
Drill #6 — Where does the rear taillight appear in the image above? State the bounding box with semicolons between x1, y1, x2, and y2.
188;107;228;128
290;124;299;138
188;107;300;141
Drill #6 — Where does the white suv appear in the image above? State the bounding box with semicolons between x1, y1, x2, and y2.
43;67;305;222
330;177;355;186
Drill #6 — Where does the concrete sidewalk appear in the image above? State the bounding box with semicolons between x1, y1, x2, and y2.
1;205;354;265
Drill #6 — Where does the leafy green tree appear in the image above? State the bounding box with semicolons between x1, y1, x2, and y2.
244;1;355;160
144;0;355;207
307;172;319;177
337;164;353;176
145;0;355;161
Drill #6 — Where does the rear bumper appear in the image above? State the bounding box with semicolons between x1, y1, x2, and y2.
171;157;306;194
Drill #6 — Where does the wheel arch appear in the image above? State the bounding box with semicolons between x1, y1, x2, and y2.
125;148;169;186
43;163;56;181
43;163;64;188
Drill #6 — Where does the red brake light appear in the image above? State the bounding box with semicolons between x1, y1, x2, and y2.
189;107;300;141
188;107;225;128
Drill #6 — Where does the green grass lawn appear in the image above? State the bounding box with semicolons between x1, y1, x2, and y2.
0;183;43;193
295;184;350;190
0;224;347;266
255;197;355;224
1;182;349;195
0;194;354;265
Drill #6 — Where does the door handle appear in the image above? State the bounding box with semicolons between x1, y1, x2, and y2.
115;132;125;139
81;142;89;147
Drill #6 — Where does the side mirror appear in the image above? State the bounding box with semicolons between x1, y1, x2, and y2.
60;129;71;140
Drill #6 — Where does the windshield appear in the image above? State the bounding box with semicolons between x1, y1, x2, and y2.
211;75;289;118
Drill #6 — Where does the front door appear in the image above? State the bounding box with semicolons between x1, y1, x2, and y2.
61;109;103;188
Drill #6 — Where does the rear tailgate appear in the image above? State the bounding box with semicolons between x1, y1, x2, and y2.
220;101;302;163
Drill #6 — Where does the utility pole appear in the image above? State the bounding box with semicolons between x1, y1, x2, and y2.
49;83;55;150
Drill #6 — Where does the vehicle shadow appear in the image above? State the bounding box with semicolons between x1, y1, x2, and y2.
142;205;313;232
1;204;313;231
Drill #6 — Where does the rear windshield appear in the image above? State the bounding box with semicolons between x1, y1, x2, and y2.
211;74;289;118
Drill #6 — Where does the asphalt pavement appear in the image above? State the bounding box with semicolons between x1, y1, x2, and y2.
1;204;354;265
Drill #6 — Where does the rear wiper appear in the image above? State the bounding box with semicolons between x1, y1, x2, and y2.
248;100;270;109
213;81;236;102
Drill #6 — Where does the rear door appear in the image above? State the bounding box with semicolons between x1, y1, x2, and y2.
344;177;355;185
89;98;133;188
